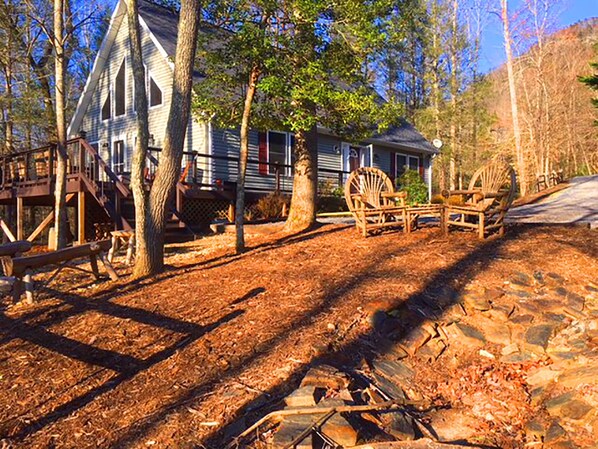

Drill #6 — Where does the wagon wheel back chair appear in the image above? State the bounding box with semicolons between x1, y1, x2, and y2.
344;167;407;237
442;158;517;239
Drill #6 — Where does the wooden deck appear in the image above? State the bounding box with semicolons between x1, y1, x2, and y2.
0;139;350;246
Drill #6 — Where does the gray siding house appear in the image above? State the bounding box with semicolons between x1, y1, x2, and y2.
68;0;439;204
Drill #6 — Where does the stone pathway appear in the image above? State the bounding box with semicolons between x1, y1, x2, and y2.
508;175;598;228
252;271;598;448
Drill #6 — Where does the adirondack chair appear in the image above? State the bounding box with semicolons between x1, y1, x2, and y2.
344;167;407;237
443;159;517;239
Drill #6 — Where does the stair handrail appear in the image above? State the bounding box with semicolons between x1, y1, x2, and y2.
79;139;130;197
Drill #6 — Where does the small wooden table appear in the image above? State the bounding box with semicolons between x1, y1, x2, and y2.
108;230;135;265
406;204;445;233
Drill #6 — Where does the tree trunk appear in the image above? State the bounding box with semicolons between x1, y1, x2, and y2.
125;0;150;278
500;0;527;195
284;117;318;232
53;0;68;249
448;0;459;191
134;0;201;276
235;66;260;254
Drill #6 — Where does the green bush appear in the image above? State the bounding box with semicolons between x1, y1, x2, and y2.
397;169;428;206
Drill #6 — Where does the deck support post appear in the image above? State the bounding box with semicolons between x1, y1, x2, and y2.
227;203;235;223
176;186;183;215
16;197;24;241
78;191;86;245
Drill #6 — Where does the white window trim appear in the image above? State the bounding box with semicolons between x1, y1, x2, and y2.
113;57;127;118
148;69;164;109
111;135;126;175
101;81;112;122
395;152;420;179
267;130;293;176
342;142;371;173
133;64;164;111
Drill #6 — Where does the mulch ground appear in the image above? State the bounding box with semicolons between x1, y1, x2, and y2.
0;222;596;449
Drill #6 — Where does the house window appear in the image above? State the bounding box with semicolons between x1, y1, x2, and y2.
268;131;294;175
133;66;163;110
113;140;125;174
101;92;111;120
395;153;420;180
149;76;162;107
114;59;126;116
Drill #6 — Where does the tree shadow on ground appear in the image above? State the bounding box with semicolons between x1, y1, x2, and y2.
0;290;247;440
3;223;350;325
102;227;520;448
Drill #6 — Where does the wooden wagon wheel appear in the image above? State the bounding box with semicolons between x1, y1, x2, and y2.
344;167;396;227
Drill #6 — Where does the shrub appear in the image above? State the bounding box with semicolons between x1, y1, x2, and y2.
397;169;428;205
252;192;289;220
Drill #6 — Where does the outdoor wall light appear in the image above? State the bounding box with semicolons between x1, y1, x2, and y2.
333;145;340;154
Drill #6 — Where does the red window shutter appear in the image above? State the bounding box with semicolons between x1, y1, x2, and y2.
258;131;268;175
390;152;396;182
419;161;424;179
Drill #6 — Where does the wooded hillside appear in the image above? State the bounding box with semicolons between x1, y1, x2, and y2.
485;18;598;185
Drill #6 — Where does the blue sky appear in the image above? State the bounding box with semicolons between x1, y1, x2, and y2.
479;0;598;73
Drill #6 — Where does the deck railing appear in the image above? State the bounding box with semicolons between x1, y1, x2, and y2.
0;141;350;197
0;138;130;200
148;148;350;195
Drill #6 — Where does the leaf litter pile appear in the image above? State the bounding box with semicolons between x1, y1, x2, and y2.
0;223;596;448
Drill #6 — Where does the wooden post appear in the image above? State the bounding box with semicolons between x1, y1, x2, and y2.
175;185;183;214
227;203;235;223
125;233;135;265
78;191;86;245
108;233;118;263
89;254;100;280
275;165;280;193
12;277;22;303
23;269;34;304
16;197;24;241
478;212;485;240
114;192;121;230
78;140;85;175
98;251;119;281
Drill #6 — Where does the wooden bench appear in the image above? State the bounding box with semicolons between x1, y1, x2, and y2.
0;241;32;294
6;240;118;304
108;230;135;265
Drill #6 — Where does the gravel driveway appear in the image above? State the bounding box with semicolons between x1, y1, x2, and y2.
508;175;598;228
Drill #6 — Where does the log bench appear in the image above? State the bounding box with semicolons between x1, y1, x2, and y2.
0;241;32;295
6;240;118;304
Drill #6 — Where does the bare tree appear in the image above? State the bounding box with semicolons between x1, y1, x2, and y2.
53;0;68;248
125;0;150;274
500;0;527;194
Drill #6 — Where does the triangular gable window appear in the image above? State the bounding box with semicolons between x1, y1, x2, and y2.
149;76;162;107
114;59;126;116
101;92;111;120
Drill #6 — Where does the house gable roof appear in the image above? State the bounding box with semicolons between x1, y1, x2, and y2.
67;0;127;136
67;0;177;137
368;120;439;154
70;0;437;156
